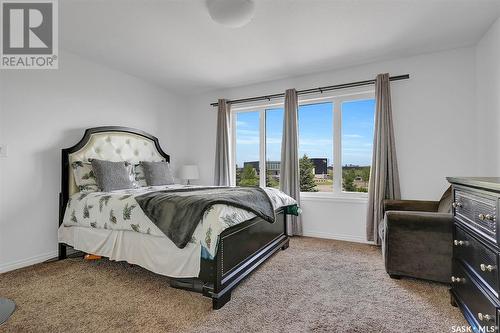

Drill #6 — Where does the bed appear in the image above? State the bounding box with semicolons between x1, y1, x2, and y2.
57;126;296;309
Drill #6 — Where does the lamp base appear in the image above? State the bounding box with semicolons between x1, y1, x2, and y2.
0;298;15;325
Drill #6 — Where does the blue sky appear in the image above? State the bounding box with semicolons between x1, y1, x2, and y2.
236;99;375;167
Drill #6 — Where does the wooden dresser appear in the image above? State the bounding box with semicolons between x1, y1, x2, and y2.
448;177;500;333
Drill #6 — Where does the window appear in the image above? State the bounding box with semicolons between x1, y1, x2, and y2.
265;108;284;188
235;111;261;187
298;102;333;192
232;91;375;196
341;99;375;193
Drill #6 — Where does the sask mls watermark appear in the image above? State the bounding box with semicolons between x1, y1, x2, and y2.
1;0;58;69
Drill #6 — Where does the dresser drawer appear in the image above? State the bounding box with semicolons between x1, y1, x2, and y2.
454;189;498;243
455;225;499;295
452;261;499;331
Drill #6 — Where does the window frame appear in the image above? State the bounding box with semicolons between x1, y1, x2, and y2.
232;101;284;188
231;88;375;198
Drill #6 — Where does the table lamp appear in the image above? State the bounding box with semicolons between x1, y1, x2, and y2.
180;165;199;185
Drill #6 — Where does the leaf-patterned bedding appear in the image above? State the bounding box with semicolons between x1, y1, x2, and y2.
62;184;296;258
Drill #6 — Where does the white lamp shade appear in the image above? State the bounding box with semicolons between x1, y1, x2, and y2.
180;165;199;180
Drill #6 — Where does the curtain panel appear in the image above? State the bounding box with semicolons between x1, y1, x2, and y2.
366;73;401;245
280;89;302;236
214;99;232;186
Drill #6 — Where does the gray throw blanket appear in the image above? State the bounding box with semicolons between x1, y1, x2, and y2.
135;187;275;249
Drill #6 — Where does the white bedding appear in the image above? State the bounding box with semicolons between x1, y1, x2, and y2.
58;225;202;277
59;184;296;277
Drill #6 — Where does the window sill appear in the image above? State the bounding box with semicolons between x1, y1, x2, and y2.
300;192;368;204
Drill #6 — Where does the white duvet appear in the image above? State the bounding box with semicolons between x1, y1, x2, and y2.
62;184;296;258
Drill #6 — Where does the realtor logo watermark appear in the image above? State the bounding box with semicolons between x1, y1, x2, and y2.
1;0;58;69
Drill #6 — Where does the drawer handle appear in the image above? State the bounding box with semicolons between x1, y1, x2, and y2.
478;312;494;322
479;214;495;221
453;240;469;246
480;264;496;272
452;202;463;209
451;276;466;283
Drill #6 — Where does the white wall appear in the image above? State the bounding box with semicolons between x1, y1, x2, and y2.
0;51;186;272
186;47;478;243
476;17;500;175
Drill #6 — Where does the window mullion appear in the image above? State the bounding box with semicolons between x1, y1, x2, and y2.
231;111;237;186
259;109;266;188
333;101;342;192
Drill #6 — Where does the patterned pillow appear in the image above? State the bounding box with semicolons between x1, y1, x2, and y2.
71;161;99;192
125;162;138;188
134;164;148;187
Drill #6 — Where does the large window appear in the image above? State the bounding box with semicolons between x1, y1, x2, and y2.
233;91;375;196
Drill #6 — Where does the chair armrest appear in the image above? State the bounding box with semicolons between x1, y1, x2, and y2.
382;211;453;283
384;211;452;232
383;200;439;213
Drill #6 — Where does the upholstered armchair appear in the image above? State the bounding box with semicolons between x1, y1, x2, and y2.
380;187;453;283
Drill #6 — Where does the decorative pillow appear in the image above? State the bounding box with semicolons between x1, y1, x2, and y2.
134;163;148;187
90;159;135;192
141;161;175;186
71;161;99;192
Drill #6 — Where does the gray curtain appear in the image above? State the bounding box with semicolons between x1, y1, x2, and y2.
280;89;302;236
366;73;401;245
214;99;232;186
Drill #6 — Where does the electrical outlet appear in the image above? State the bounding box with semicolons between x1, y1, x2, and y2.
0;145;7;157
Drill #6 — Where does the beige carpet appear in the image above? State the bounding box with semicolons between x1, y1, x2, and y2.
0;237;465;332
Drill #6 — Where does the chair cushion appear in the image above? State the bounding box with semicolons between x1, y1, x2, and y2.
438;186;452;213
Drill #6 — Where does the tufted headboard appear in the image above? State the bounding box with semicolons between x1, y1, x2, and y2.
59;126;170;225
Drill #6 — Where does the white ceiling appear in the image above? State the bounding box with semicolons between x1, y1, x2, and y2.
61;0;500;94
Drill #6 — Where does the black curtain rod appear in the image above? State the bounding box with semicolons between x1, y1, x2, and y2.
210;74;410;107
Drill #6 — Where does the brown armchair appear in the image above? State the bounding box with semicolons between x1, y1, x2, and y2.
380;187;453;283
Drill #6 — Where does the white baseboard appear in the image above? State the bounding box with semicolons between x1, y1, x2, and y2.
0;251;57;273
302;230;373;244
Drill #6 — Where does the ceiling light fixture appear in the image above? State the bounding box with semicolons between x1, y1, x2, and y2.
206;0;255;28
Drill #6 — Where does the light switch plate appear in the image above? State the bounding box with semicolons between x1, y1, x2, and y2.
0;145;7;157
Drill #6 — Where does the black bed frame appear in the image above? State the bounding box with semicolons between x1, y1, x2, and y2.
58;126;290;309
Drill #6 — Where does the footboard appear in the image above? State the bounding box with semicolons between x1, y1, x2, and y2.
211;207;289;308
219;212;286;277
172;207;290;309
